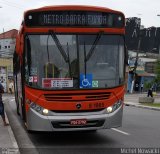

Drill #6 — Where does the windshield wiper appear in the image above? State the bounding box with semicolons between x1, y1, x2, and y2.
66;42;72;78
85;31;104;62
84;42;87;79
49;30;68;63
46;35;50;63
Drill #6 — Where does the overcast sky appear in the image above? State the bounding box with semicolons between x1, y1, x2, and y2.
0;0;160;33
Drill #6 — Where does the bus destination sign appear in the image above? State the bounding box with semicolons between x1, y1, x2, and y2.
25;11;124;28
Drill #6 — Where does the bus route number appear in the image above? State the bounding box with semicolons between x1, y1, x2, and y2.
89;102;104;109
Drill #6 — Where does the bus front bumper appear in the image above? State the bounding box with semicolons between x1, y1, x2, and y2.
26;106;123;132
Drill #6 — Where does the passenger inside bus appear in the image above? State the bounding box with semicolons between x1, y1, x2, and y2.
44;62;60;78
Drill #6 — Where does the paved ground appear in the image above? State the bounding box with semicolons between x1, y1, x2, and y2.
0;94;19;154
6;95;160;154
124;92;160;111
0;113;16;148
0;92;160;154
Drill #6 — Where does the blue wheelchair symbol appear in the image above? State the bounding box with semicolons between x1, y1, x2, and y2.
80;74;92;88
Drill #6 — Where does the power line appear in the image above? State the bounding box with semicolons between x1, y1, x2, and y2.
0;0;25;9
37;0;47;3
0;0;25;8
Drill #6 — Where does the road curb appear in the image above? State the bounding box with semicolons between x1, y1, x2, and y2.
3;96;20;153
5;112;20;154
124;103;160;111
4;98;39;154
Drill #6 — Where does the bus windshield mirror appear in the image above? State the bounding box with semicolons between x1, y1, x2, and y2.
85;31;104;62
49;30;68;63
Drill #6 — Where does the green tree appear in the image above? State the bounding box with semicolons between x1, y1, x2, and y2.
154;58;160;83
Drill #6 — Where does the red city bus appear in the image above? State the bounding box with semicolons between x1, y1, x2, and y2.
13;5;127;132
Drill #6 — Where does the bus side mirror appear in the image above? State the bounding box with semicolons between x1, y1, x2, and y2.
125;45;128;65
16;34;24;56
44;63;59;78
20;34;24;55
16;35;20;54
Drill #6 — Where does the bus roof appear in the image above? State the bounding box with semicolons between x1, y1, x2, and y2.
24;5;124;17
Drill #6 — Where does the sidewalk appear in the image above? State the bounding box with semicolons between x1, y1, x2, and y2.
0;95;19;154
0;115;19;154
124;92;160;111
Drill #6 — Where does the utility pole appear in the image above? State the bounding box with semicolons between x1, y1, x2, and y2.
2;28;5;55
130;34;141;93
157;15;160;54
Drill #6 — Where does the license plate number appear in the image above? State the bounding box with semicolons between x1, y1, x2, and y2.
70;119;87;125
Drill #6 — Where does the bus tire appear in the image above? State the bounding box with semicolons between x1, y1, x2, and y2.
27;130;34;134
27;130;39;134
87;130;97;133
21;101;26;122
82;130;97;133
16;101;20;115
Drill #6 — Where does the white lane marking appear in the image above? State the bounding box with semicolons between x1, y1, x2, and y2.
111;128;130;136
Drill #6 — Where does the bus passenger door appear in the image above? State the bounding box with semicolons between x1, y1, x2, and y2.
14;53;25;121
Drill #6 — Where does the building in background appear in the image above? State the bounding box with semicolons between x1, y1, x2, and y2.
126;17;160;54
126;17;141;51
0;29;18;92
127;51;157;93
125;17;160;93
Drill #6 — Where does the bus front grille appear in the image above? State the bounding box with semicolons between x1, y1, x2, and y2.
43;92;111;102
51;108;105;113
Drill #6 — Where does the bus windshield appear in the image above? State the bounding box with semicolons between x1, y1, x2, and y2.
25;34;125;89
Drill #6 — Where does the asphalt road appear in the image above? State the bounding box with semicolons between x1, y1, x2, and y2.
4;95;160;154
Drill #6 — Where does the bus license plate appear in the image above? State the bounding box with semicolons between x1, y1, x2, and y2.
70;119;87;125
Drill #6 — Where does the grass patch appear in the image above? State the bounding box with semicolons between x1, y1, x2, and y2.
142;103;160;108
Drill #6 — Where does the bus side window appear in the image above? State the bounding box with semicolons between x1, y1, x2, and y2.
44;63;59;78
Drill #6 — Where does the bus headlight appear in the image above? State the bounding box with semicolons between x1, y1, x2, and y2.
30;102;36;109
107;106;113;113
29;102;50;116
36;106;42;112
42;109;49;115
106;100;122;113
